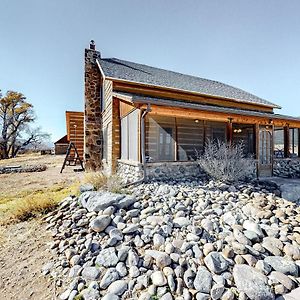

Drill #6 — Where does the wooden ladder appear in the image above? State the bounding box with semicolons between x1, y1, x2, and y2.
60;142;84;173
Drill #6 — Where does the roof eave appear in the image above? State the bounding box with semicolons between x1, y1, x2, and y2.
133;97;300;124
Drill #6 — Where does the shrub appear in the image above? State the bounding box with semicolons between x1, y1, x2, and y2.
83;172;108;190
197;140;254;182
83;172;125;194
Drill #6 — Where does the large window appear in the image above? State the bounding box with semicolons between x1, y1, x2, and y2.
102;126;108;160
145;116;227;162
233;124;255;156
145;116;176;162
274;127;284;158
206;121;227;143
290;128;299;157
177;118;204;161
121;109;139;161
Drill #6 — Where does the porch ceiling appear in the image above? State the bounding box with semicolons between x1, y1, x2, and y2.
115;92;300;127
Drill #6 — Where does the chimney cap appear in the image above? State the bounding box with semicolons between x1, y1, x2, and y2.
89;40;96;50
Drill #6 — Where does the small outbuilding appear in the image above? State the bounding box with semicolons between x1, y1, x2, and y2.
54;135;69;155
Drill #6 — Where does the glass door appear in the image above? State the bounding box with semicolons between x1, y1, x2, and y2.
258;125;273;177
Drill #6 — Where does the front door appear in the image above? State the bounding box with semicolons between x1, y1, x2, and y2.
258;125;273;177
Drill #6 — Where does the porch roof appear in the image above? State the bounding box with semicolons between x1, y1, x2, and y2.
116;92;300;126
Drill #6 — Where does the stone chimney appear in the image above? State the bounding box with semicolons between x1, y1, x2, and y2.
84;40;102;171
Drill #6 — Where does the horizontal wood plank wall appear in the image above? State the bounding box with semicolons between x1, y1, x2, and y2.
141;104;300;128
176;118;204;160
66;111;84;158
103;80;121;174
114;82;274;113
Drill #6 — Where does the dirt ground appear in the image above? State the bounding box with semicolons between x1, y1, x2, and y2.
0;154;84;299
0;153;84;198
0;219;58;299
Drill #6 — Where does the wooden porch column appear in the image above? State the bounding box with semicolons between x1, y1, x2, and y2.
284;125;290;158
254;124;259;159
298;129;300;158
226;121;233;144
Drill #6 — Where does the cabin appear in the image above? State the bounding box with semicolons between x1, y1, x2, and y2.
54;111;84;158
54;135;69;155
84;41;300;182
66;111;84;159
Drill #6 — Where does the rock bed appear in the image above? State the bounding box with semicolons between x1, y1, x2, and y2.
273;159;300;179
43;180;300;300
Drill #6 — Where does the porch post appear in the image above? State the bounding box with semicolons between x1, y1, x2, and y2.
226;119;233;145
298;129;300;158
254;124;259;160
284;125;290;158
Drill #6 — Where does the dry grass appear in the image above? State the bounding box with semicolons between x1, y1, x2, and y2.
83;171;125;194
0;182;80;225
0;153;83;225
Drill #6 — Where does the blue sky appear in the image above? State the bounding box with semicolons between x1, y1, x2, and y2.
1;0;300;142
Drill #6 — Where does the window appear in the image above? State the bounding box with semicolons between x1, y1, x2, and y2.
102;126;108;160
274;127;284;158
206;121;226;143
121;110;139;161
121;117;128;160
290;128;299;157
177;118;204;160
100;85;105;112
232;124;255;156
159;127;174;161
145;116;176;162
145;117;230;162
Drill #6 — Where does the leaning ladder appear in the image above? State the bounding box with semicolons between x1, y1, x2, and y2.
60;142;84;173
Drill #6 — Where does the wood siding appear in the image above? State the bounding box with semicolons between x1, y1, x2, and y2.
140;104;300;128
102;80;121;174
66;111;84;159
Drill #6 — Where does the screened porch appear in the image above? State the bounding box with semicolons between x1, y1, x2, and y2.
144;115;255;163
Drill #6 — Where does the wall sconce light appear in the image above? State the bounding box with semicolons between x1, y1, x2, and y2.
194;119;199;123
234;129;242;133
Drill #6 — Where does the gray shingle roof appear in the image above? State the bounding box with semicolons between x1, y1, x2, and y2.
99;58;280;108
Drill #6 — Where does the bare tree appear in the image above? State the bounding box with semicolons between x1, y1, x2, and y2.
0;90;50;158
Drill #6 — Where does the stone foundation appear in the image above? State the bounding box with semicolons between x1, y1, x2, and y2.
117;160;144;184
273;159;300;178
117;160;260;183
145;161;205;181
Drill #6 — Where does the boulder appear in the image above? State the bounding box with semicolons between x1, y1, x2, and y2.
264;256;298;276
233;265;274;300
204;252;229;274
96;248;119;267
89;215;111;232
194;266;212;293
80;191;135;212
280;183;300;203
